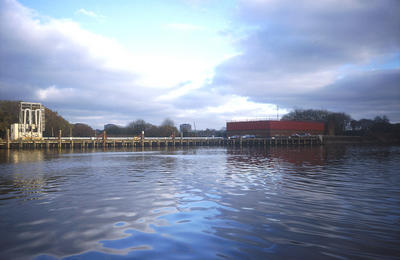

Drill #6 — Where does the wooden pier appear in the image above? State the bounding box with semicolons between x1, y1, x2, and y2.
0;136;322;150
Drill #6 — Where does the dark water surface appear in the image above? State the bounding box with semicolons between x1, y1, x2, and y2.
0;146;399;259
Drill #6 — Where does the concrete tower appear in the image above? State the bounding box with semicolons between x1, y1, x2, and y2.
10;102;45;140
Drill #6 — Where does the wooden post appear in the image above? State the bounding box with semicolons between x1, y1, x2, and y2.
103;131;107;148
6;129;10;149
141;131;144;147
58;130;62;149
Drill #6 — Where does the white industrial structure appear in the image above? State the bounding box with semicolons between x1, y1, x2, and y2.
10;102;45;140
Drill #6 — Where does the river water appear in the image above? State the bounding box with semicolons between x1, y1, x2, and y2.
0;145;399;259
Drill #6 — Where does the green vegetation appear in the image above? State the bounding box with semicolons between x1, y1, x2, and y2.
72;123;95;137
281;109;351;135
105;118;180;137
348;116;400;142
0;100;398;142
0;100;95;138
44;107;73;137
281;109;400;142
0;101;19;138
105;119;226;138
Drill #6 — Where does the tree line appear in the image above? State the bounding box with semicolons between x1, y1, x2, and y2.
281;109;352;135
0;100;399;141
104;119;179;137
281;109;400;141
103;120;226;138
0;101;94;138
0;101;182;138
0;100;223;138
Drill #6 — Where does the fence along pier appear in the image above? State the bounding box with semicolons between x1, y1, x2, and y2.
1;134;321;150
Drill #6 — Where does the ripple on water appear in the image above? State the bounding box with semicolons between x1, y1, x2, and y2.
0;146;399;259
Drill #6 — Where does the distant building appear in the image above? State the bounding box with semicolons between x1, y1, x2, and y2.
11;102;45;140
226;120;324;137
179;123;192;133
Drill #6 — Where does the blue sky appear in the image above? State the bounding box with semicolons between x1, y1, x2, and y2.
19;0;237;88
1;0;399;129
20;0;235;59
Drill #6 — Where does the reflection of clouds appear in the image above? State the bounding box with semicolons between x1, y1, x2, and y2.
227;146;326;167
224;147;284;193
2;147;398;259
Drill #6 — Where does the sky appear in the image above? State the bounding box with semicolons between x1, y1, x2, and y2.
0;0;399;129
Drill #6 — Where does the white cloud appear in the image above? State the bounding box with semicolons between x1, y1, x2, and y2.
76;8;104;19
36;85;76;101
204;95;285;118
0;0;166;126
211;0;400;121
0;0;234;128
2;0;399;130
173;94;288;129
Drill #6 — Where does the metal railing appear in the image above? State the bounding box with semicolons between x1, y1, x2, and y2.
43;136;224;141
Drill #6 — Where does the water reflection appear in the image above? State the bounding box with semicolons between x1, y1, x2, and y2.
227;145;326;166
0;146;399;259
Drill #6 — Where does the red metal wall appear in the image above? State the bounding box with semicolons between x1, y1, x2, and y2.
226;121;269;131
268;121;324;131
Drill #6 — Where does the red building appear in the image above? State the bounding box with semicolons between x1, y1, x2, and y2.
226;120;324;137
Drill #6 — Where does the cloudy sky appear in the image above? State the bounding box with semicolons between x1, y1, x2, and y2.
1;0;399;129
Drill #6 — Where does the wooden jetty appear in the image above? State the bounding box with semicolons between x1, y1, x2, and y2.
0;135;322;150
